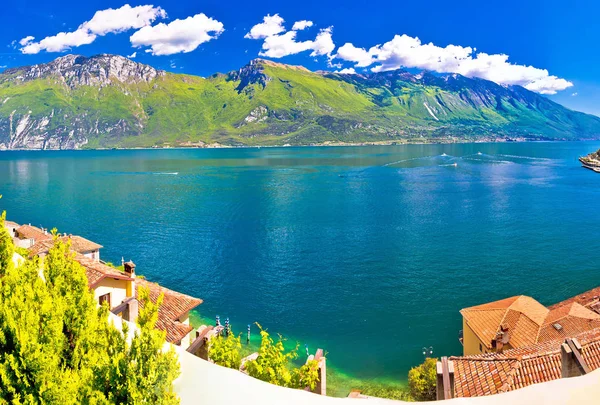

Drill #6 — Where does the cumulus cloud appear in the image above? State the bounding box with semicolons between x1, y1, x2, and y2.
334;34;572;94
19;4;166;54
130;13;224;56
246;14;335;59
572;92;578;97
21;30;96;54
244;14;285;39
335;67;356;74
292;20;313;31
81;4;167;35
127;51;137;58
19;36;35;46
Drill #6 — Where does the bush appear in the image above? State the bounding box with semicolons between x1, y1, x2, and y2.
408;357;437;401
245;323;320;390
208;333;242;369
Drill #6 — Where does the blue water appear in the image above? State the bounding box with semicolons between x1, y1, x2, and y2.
2;142;600;388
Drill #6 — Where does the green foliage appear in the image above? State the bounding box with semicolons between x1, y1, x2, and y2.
356;382;412;401
407;357;437;401
244;323;320;391
208;333;242;369
245;323;299;387
0;212;180;404
292;359;320;391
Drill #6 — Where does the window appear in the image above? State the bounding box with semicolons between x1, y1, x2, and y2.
479;343;482;352
99;293;111;308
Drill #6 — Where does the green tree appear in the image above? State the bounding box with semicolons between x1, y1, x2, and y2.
0;213;180;404
408;357;437;401
208;333;242;369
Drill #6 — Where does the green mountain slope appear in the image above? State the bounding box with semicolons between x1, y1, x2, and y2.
1;54;599;149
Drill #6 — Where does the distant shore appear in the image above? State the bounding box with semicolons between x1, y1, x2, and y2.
4;136;596;152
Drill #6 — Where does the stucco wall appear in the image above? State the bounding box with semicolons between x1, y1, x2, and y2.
463;318;487;356
94;278;128;309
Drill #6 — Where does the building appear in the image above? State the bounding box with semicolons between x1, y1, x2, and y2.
440;327;600;398
4;220;20;238
30;235;103;262
74;254;136;312
460;295;600;355
13;224;52;248
23;227;204;350
135;277;203;349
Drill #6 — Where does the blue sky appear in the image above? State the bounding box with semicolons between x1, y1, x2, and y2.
1;0;599;115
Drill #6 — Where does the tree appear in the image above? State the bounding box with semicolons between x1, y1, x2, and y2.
408;357;437;401
0;212;180;404
208;333;242;369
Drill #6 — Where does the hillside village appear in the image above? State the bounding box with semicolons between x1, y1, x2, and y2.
4;220;203;350
5;218;600;401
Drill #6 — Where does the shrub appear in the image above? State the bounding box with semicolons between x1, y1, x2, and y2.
208;333;242;369
408;357;437;401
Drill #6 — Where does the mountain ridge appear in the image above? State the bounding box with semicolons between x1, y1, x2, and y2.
1;54;599;150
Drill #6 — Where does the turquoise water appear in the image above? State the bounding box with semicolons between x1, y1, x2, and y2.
2;142;600;389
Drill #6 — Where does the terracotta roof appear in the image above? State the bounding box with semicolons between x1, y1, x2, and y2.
549;286;600;311
135;278;203;344
74;254;133;288
451;327;600;397
15;225;52;242
462;295;600;350
4;220;19;229
29;236;103;257
461;296;549;349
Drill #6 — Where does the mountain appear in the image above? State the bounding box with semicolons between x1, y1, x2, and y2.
1;54;599;149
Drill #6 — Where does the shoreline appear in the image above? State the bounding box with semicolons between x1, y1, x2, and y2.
2;138;600;152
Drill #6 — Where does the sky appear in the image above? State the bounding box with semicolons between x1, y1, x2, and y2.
1;0;599;115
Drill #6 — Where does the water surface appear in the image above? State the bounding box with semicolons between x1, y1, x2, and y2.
2;142;600;390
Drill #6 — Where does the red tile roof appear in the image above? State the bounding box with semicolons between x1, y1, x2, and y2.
451;327;600;397
15;225;52;242
74;254;133;288
462;295;600;350
29;236;102;257
135;278;203;345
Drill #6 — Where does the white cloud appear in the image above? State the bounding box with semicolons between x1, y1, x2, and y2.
292;20;313;31
130;13;224;56
19;4;166;54
19;36;35;46
81;4;166;35
246;14;335;59
127;51;137;58
21;29;96;54
334;34;573;95
258;27;334;58
245;14;285;39
335;67;356;74
572;92;578;97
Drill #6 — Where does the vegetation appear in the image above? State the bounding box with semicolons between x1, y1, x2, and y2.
208;333;242;369
2;56;600;149
0;210;180;404
407;357;438;401
357;381;413;401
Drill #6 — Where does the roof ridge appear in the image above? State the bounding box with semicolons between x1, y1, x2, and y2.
499;357;523;393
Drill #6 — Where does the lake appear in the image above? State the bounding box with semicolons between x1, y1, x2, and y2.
2;141;600;392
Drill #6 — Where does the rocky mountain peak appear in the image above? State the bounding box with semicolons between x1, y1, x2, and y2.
2;54;165;88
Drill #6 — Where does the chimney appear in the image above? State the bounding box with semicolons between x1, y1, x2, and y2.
124;261;136;278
